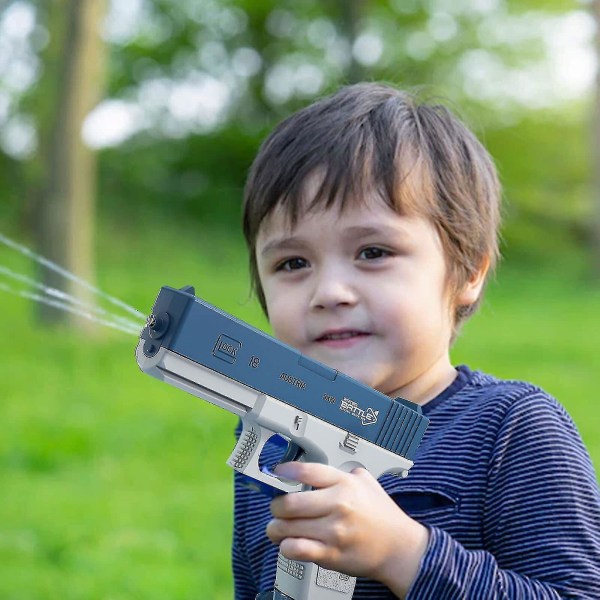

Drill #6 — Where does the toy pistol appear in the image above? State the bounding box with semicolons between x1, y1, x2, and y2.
136;285;429;600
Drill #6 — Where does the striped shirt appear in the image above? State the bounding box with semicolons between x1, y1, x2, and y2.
232;365;600;599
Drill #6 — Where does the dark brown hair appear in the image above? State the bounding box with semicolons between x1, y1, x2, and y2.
242;83;501;335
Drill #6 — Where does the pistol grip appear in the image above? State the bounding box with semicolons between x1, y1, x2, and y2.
273;552;356;600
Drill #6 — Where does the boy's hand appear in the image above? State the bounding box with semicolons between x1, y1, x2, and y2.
266;462;429;597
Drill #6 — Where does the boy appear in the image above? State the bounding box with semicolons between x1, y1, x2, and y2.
233;83;600;598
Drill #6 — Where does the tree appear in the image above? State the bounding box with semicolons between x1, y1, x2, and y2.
33;0;107;325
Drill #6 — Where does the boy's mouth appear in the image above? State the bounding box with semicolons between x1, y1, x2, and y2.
315;329;371;342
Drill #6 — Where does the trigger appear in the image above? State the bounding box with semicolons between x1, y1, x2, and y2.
279;441;304;464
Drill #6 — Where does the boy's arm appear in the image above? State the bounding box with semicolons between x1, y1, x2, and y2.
266;390;600;599
406;391;600;599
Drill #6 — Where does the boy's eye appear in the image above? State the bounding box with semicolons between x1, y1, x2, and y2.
358;247;389;260
276;257;308;271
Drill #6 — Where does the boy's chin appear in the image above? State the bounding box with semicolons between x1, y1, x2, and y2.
303;349;392;390
333;366;401;397
324;361;381;389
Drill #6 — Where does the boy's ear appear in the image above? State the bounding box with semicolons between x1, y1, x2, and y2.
455;256;491;307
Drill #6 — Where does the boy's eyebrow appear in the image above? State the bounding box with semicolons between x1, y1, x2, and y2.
259;236;309;257
344;224;409;239
259;224;409;257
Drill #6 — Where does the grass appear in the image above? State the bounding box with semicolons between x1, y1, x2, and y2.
1;215;599;599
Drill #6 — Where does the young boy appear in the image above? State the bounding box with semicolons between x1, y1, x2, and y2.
233;83;600;598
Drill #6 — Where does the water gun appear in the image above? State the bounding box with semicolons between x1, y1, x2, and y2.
136;285;429;600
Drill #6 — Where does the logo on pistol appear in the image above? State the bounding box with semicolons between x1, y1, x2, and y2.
213;334;241;364
340;397;379;426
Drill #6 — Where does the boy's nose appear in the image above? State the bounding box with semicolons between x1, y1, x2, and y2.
309;269;359;310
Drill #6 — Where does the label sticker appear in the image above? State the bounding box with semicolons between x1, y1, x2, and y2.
340;397;379;426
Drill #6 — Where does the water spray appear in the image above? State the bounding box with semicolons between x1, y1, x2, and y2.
0;232;146;335
0;232;146;320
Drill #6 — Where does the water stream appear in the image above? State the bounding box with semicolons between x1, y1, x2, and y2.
0;232;147;336
0;281;141;335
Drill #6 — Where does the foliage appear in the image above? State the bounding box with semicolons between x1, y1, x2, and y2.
0;0;595;266
484;105;593;262
98;124;263;226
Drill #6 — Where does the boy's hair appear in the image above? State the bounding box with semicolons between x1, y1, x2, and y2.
242;83;501;336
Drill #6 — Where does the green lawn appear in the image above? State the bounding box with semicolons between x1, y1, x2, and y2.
1;217;598;599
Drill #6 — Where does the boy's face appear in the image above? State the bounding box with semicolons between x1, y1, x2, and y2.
255;197;468;404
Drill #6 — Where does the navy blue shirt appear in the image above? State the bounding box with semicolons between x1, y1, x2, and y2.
232;366;600;598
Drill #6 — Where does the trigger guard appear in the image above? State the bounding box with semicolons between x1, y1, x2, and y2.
228;425;303;495
239;464;300;499
246;439;304;498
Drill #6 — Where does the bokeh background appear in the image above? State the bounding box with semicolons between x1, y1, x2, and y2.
1;1;599;598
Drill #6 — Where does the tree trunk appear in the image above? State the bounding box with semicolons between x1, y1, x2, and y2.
34;0;107;327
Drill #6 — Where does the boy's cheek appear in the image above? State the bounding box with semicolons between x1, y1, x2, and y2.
266;300;302;345
270;322;300;348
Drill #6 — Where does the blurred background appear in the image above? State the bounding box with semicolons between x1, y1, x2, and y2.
1;0;599;598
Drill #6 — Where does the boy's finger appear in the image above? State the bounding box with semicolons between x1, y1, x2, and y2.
267;515;348;555
279;536;329;566
274;462;344;489
267;516;330;544
270;487;333;519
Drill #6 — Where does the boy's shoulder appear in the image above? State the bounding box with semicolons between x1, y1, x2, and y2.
410;366;593;488
440;365;578;435
465;366;555;403
382;367;592;504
